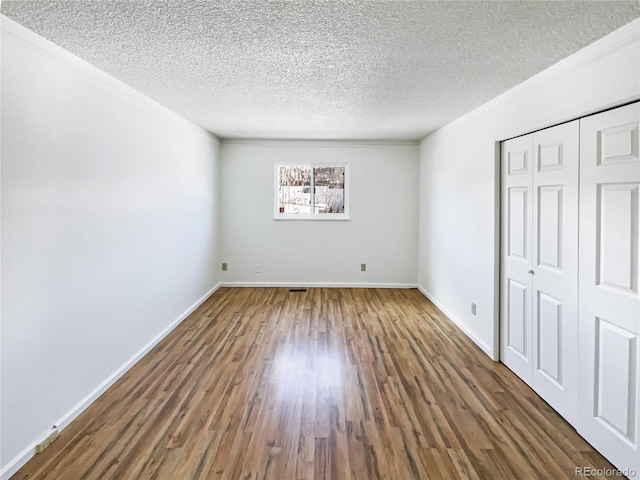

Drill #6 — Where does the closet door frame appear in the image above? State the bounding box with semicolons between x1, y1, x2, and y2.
497;100;640;475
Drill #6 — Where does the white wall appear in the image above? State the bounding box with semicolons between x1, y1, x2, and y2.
220;141;419;286
418;19;640;358
0;18;221;477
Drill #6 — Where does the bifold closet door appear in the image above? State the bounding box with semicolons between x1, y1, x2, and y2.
531;122;579;426
578;102;640;473
501;120;579;426
501;135;534;385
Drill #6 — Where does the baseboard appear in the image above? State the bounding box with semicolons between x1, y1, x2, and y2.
219;282;418;289
0;282;221;480
417;286;493;358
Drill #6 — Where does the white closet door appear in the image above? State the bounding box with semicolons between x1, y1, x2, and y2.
501;135;534;385
578;102;640;473
531;121;579;426
501;122;579;424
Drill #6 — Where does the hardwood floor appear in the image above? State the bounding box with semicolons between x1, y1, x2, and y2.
14;288;619;479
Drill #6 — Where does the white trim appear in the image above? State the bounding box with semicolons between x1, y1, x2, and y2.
219;282;417;289
419;18;640;147
492;142;502;362
0;15;220;145
221;139;420;147
0;283;221;480
417;286;493;358
273;216;351;221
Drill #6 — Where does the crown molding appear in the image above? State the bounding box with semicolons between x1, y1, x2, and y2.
220;138;419;147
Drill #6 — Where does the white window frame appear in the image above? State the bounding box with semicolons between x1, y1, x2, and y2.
274;163;350;220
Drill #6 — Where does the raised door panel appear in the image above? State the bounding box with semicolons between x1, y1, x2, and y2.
538;186;563;271
595;317;637;443
507;278;528;358
537;292;563;385
509;150;529;175
508;187;528;260
578;102;640;474
538;141;564;172
597;183;639;294
599;122;639;166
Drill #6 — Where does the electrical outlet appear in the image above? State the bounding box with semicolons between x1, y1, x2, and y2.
360;263;367;272
221;262;228;271
36;427;59;454
255;264;261;274
471;303;477;316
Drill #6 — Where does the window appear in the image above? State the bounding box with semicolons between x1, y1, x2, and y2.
275;164;349;220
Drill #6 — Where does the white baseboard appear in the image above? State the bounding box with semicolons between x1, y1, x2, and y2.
417;286;493;358
219;282;418;289
0;283;221;480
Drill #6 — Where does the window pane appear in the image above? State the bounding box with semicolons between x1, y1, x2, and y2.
278;166;311;214
313;167;345;214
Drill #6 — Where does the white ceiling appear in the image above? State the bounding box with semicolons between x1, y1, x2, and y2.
2;1;639;140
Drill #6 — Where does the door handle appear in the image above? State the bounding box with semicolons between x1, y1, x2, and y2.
528;269;535;275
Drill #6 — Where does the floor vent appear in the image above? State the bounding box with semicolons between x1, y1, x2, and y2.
289;288;307;292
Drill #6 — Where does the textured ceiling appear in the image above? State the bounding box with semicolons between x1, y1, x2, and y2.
2;1;640;140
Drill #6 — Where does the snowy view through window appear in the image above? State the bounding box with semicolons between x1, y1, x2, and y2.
278;165;345;215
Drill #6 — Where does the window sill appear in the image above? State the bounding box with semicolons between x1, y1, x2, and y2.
273;215;351;221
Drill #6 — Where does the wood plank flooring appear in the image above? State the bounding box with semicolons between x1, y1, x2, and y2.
13;288;620;479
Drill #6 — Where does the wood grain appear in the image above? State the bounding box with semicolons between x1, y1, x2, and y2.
13;288;620;479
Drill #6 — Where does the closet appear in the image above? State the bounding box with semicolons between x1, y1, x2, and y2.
500;102;639;473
